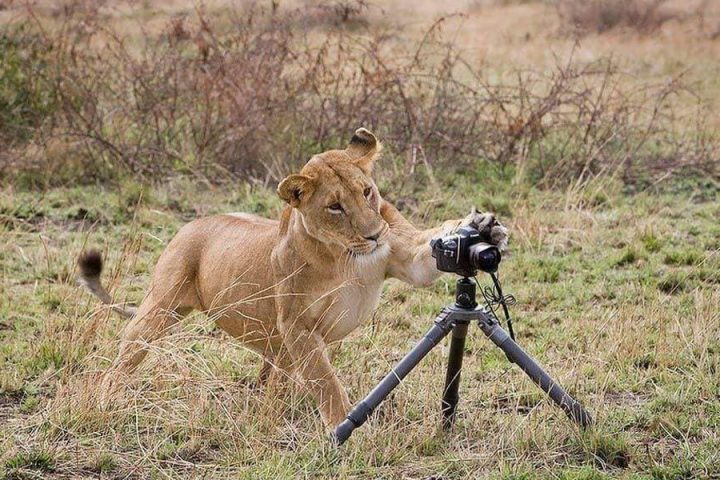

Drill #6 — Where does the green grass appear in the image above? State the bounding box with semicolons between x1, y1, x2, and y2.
0;178;718;478
3;448;56;478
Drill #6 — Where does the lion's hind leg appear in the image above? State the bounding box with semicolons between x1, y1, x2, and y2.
100;281;199;404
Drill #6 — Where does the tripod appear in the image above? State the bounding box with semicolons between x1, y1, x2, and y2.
334;277;593;445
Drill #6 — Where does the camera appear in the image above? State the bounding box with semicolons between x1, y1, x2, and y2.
430;226;501;277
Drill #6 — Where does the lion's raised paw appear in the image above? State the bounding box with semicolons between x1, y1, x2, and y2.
462;207;509;252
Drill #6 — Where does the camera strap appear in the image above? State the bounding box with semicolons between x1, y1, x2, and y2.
479;272;516;341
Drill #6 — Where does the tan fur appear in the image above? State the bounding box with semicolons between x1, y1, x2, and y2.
80;128;508;429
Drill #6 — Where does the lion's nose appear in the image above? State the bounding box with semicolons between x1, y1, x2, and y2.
364;231;381;242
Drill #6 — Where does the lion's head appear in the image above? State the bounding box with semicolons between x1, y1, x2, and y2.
277;128;389;257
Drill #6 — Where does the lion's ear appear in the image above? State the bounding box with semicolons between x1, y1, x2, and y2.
346;127;381;174
277;174;314;207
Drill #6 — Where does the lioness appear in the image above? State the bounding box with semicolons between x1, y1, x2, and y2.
79;128;508;429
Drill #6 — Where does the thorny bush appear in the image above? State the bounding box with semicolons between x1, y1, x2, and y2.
0;2;717;188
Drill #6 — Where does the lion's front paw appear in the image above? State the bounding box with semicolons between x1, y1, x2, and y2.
462;207;509;251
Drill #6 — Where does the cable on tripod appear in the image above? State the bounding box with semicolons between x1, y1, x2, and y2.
478;272;517;341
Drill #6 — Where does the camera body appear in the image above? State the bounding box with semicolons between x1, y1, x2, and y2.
430;226;501;277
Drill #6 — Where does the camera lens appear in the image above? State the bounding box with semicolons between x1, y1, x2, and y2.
468;243;501;273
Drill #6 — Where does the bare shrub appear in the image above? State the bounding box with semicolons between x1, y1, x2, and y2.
555;0;675;34
489;57;718;188
1;3;717;188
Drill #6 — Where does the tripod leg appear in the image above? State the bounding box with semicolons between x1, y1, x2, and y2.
478;317;593;428
334;312;456;445
441;322;468;429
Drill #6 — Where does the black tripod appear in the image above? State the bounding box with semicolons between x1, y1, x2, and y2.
334;277;593;445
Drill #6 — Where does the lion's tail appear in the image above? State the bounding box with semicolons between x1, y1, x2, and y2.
78;250;137;319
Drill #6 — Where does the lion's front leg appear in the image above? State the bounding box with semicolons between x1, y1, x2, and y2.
278;318;351;427
383;200;508;286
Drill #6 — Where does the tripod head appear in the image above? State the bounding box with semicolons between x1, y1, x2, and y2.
451;271;516;342
454;277;478;309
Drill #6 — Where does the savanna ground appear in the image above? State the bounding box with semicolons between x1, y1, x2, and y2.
1;1;719;478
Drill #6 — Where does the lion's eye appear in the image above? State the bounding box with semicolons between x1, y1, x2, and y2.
327;203;344;214
363;186;372;198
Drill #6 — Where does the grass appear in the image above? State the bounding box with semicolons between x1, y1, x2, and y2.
0;176;718;478
4;449;56;479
